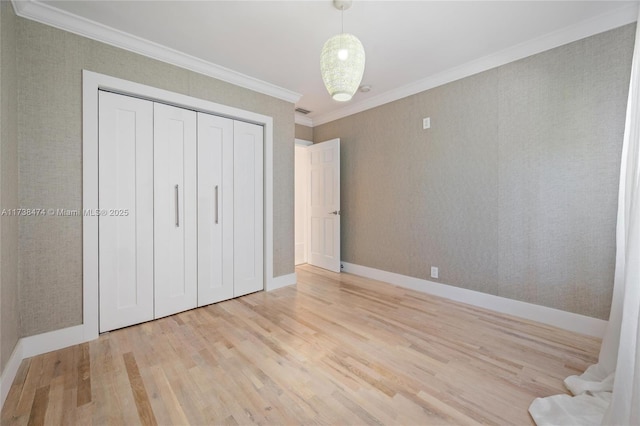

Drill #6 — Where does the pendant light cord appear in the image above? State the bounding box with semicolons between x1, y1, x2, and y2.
339;6;344;53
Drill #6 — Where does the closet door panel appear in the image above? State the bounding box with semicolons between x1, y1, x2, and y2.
98;91;154;332
154;103;198;318
197;113;234;306
233;121;264;297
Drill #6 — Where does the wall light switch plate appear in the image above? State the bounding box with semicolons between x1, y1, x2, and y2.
431;266;438;279
423;117;431;129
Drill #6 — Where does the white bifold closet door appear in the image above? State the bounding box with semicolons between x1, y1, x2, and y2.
198;115;264;301
197;113;234;305
98;91;154;332
153;103;198;319
99;91;263;332
233;121;264;297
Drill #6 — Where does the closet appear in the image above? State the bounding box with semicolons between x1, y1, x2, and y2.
98;91;263;333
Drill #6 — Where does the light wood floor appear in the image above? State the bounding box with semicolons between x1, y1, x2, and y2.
2;265;600;425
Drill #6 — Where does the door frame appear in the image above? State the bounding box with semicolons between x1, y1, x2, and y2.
82;70;275;340
294;139;312;265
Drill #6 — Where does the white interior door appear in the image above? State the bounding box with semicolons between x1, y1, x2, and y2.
98;91;154;332
308;138;341;272
233;121;264;297
294;141;311;265
197;112;234;306
154;103;198;318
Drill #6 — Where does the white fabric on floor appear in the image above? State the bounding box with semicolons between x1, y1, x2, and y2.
529;10;640;426
529;393;611;426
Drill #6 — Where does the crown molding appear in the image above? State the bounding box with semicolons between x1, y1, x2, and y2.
11;0;637;125
294;114;314;127
10;0;302;104
311;2;639;127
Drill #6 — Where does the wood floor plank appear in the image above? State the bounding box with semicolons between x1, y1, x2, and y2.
26;385;49;426
2;265;601;425
41;377;64;426
1;359;31;426
14;357;43;417
123;352;157;426
75;343;91;407
148;365;190;425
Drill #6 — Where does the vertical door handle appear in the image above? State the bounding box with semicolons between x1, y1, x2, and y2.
215;185;219;224
175;184;180;227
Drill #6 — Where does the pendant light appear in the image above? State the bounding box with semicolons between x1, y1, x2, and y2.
320;0;366;102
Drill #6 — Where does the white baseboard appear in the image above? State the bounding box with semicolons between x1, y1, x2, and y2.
266;272;297;291
342;262;607;338
0;340;24;409
21;324;92;359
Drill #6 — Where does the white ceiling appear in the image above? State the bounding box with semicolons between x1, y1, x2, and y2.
25;1;640;125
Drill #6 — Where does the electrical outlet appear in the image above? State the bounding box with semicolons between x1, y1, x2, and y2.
431;266;438;279
341;263;344;270
423;117;431;129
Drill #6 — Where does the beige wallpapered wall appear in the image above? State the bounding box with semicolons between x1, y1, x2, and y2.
16;16;295;337
295;124;313;141
314;24;635;320
1;1;20;374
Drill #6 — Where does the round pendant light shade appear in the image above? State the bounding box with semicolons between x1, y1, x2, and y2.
320;33;366;102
